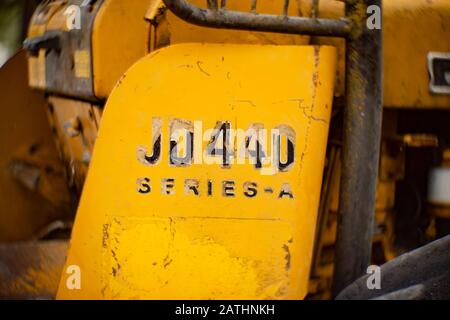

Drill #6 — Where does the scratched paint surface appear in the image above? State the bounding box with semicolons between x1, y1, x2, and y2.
102;217;292;299
57;44;336;299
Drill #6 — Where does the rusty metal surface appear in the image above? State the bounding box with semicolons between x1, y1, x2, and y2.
332;0;384;296
162;0;351;37
0;241;68;300
26;0;105;101
47;96;101;195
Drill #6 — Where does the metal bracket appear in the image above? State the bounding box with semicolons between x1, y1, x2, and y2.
162;0;351;37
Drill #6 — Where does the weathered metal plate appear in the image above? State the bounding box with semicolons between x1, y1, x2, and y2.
27;0;104;100
58;44;336;299
27;0;150;100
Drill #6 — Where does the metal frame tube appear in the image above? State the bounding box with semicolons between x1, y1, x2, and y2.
332;0;383;296
162;0;351;37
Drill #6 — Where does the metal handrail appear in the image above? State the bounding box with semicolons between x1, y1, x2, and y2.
162;0;351;37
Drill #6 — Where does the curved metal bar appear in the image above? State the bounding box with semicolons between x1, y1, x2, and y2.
162;0;351;37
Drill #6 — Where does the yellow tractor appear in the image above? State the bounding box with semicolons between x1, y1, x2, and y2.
0;0;450;300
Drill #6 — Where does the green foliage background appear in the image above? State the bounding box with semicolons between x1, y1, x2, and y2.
0;0;25;63
0;0;41;65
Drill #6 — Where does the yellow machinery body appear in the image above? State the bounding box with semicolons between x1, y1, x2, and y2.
27;0;150;100
314;0;450;107
0;51;70;242
57;44;336;299
26;0;450;194
0;0;449;300
146;0;450;109
25;0;152;193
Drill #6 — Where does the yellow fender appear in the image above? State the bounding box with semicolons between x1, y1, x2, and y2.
58;43;336;300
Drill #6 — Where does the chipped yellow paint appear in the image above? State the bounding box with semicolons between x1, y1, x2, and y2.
383;0;450;108
102;217;293;299
26;0;150;99
92;0;150;98
28;51;46;89
74;50;91;79
57;44;336;300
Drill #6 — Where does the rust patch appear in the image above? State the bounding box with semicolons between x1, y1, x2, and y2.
282;239;293;271
102;224;110;249
116;74;127;88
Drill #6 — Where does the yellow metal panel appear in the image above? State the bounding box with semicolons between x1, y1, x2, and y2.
102;217;293;299
383;0;450;108
92;0;150;98
28;51;46;89
57;44;336;300
317;0;450;108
